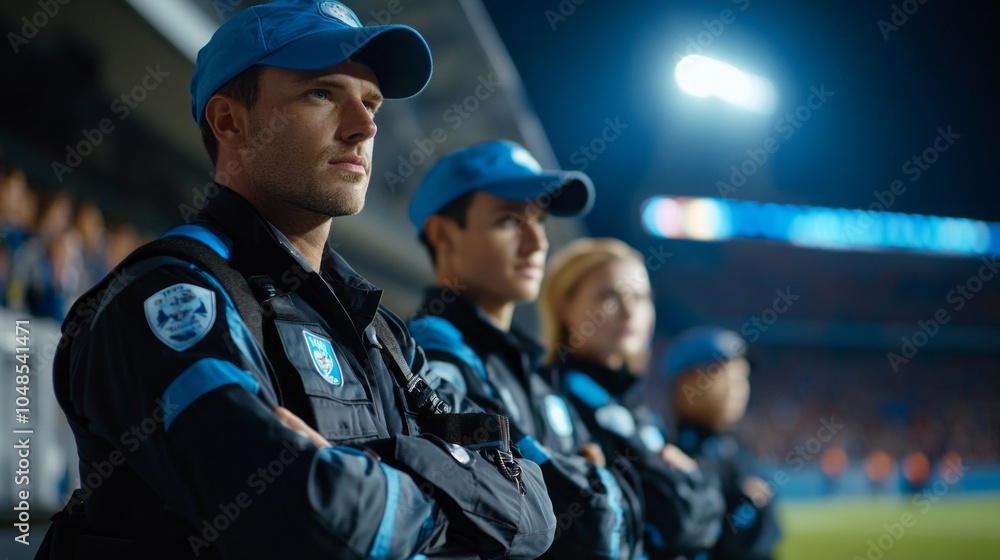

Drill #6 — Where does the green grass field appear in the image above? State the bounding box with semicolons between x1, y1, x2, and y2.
775;494;1000;560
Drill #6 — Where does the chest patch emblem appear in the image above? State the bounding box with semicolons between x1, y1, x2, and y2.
303;330;342;385
144;283;215;352
595;403;636;439
544;395;574;439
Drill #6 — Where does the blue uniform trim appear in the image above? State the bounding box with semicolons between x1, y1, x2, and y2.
563;370;612;410
162;358;260;430
516;435;551;465
370;463;401;560
415;504;437;555
408;315;495;397
644;522;665;550
595;466;623;558
731;502;758;530
162;224;233;261
185;266;269;376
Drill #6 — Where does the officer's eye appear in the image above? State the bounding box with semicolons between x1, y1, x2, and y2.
309;90;329;100
499;214;521;227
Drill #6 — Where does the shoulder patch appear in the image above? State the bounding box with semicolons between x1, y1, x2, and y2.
303;330;342;386
426;360;468;395
144;283;216;352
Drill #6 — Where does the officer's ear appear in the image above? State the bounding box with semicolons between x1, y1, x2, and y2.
204;94;249;154
424;214;457;259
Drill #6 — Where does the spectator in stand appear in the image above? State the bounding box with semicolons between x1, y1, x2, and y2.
6;190;85;320
1;157;36;307
74;200;110;287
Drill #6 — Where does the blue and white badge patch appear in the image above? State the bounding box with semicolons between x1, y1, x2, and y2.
318;1;362;27
639;425;667;454
303;330;342;386
544;395;574;439
498;386;522;423
595;403;636;439
144;283;216;352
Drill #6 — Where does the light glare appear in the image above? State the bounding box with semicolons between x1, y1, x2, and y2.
675;55;775;113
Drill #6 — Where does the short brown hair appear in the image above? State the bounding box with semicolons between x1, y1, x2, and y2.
199;66;263;166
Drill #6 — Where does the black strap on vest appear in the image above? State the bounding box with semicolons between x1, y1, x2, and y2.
372;314;451;416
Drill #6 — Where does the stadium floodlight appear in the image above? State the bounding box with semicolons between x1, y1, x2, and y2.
675;55;775;113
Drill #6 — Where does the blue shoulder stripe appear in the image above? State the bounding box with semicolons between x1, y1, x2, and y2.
162;224;233;261
516;435;551;466
563;370;612;410
408;315;490;385
162;358;260;430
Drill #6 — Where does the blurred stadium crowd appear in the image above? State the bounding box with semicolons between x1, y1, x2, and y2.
0;149;144;321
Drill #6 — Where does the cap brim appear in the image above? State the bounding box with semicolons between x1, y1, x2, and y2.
258;25;432;99
480;171;595;218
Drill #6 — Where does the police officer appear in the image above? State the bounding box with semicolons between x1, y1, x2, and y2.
666;327;781;560
540;238;726;560
42;3;555;559
406;140;645;559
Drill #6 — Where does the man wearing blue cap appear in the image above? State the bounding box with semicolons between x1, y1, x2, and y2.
666;327;781;560
406;140;646;559
42;3;556;559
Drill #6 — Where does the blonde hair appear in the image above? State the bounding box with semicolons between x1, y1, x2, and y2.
540;237;651;370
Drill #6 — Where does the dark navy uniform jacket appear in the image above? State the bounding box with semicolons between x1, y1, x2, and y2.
555;354;727;560
675;421;781;560
408;291;645;560
52;187;554;560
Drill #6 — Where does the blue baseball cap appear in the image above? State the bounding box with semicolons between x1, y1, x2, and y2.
190;0;432;124
663;327;748;379
408;140;595;235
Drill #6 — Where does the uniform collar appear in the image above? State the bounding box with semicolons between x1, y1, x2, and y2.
418;288;546;371
560;353;639;399
195;185;383;332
